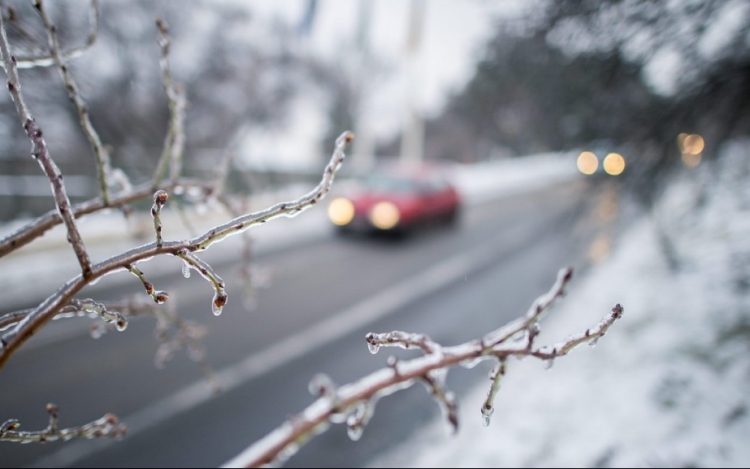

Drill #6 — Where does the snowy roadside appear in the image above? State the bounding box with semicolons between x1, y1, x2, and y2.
370;142;750;468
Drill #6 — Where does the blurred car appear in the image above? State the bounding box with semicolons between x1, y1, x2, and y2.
326;163;461;235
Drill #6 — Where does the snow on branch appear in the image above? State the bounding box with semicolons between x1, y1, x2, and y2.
0;403;125;444
222;268;624;468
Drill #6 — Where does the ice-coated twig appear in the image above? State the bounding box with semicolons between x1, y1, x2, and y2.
195;130;353;252
0;178;214;259
152;18;186;187
33;0;112;204
0;298;160;333
62;298;128;332
215;195;262;310
0;0;99;70
421;372;459;433
0;403;126;444
177;250;227;316
0;11;92;278
365;331;439;354
151;190;168;247
0;132;353;369
0;311;27;332
221;269;623;468
522;303;624;360
481;359;506;426
127;265;169;304
481;266;573;347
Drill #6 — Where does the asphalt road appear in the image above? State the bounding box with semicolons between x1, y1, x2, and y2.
0;177;613;468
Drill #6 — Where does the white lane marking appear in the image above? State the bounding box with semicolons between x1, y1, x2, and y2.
30;227;529;468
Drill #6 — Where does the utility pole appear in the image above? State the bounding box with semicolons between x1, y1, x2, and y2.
352;0;375;173
399;0;426;163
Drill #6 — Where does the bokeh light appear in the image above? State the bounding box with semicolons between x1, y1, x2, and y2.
603;153;625;176
678;133;705;168
328;198;355;226
682;134;705;155
370;202;400;230
577;151;599;175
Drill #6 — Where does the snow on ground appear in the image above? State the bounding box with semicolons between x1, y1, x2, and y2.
370;142;750;468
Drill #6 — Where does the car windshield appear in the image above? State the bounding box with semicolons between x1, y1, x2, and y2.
363;174;422;193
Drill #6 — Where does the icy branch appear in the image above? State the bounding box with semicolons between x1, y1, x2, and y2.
0;132;353;370
365;330;439;354
0;403;125;444
481;359;506;426
0;298;161;333
151;190;168;247
194;131;354;252
0;178;214;259
0;0;99;69
177;250;228;316
0;11;92;278
127;264;169;305
221;268;624;468
152;18;187;187
34;0;113;204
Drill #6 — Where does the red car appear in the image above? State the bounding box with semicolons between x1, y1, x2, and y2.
326;163;462;235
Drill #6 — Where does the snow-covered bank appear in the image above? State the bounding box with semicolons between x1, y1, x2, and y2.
370;142;750;468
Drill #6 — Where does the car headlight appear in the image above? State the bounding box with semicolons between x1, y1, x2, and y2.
328;198;355;226
369;202;400;230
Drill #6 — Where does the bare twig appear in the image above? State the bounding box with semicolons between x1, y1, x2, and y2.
221;268;624;468
33;0;113;204
0;131;354;370
0;11;92;278
0;403;125;444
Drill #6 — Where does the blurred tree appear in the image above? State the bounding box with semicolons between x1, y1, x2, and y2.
426;0;750;206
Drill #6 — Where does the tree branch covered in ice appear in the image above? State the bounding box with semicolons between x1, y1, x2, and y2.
223;267;624;468
0;4;93;278
0;403;126;444
0;2;354;444
0;127;354;368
